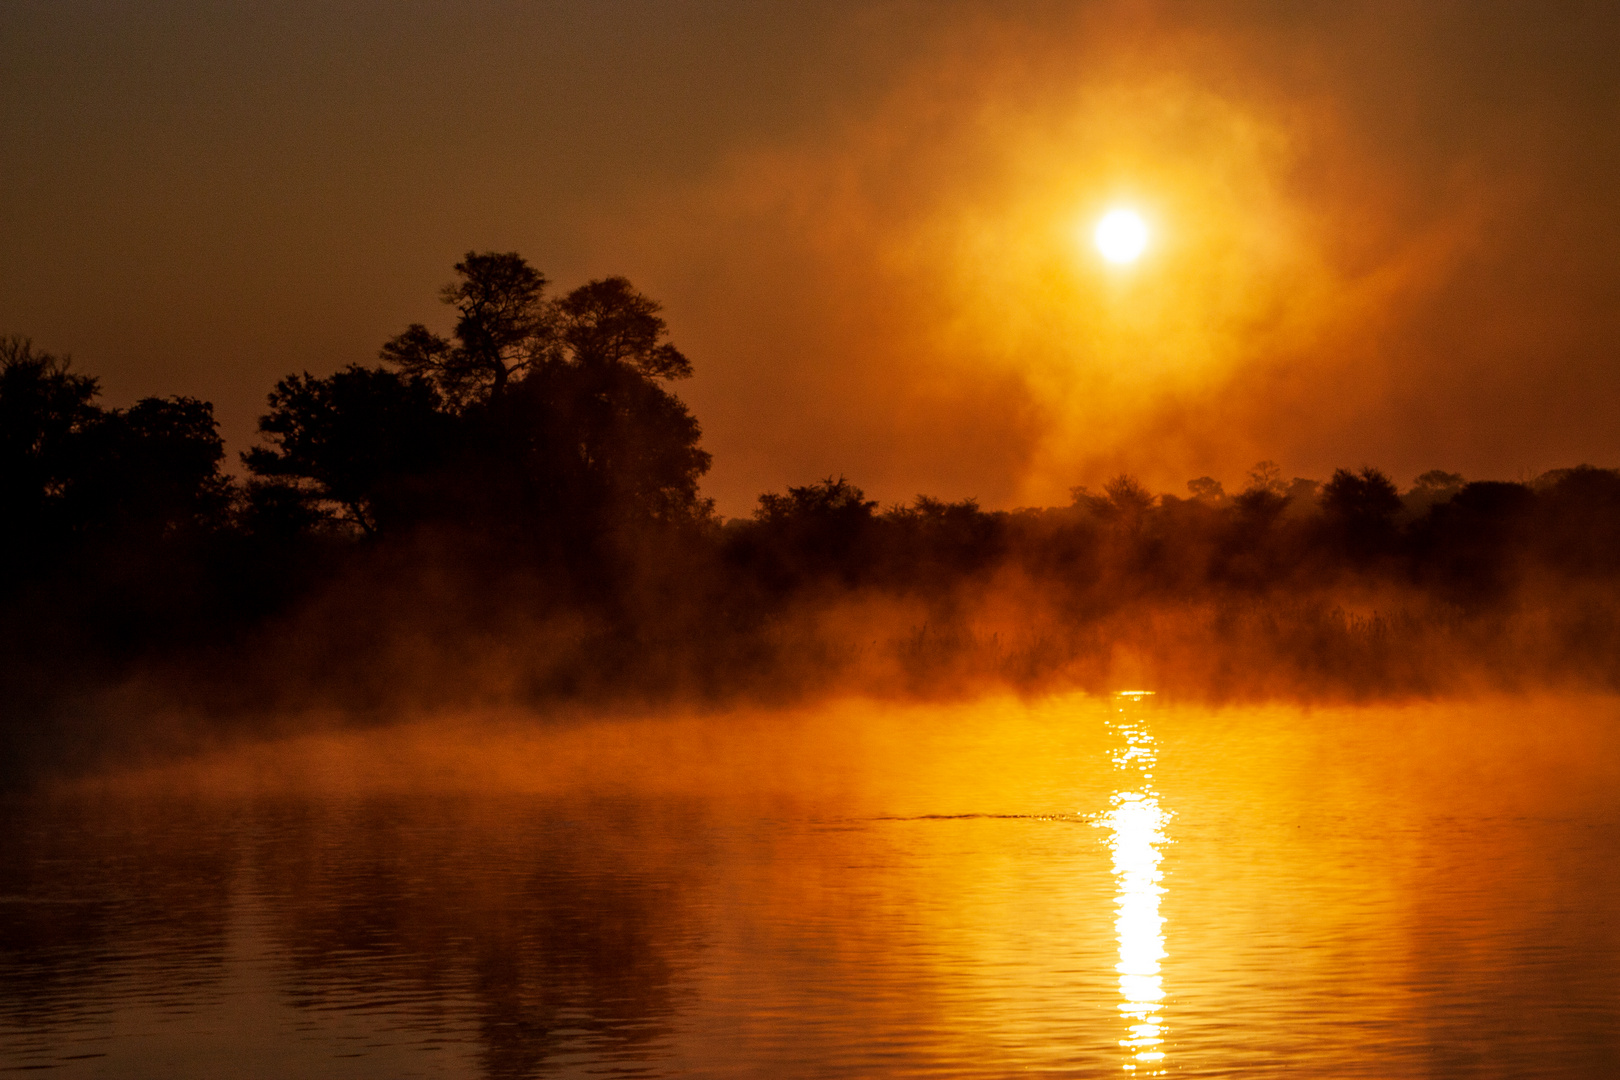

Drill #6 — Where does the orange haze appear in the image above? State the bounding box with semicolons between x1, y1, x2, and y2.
3;1;1618;515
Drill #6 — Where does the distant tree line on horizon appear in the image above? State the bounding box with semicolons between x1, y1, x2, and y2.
4;251;1620;782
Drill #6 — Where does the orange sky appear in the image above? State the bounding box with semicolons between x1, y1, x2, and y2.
3;1;1618;515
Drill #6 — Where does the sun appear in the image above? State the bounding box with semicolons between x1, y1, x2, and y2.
1093;208;1150;264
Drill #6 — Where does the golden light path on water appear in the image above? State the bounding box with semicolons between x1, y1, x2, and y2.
1097;691;1172;1073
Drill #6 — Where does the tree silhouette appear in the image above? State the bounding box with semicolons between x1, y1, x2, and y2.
1535;465;1620;575
1186;476;1226;504
71;396;230;537
444;274;712;538
739;477;879;587
380;252;550;407
1073;474;1155;524
755;476;876;529
551;277;692;379
493;360;711;528
244;365;449;536
1321;466;1402;558
1413;469;1465;494
877;496;1001;585
1413;480;1535;604
1322;466;1401;522
1234;462;1290;524
0;337;100;546
372;258;711;539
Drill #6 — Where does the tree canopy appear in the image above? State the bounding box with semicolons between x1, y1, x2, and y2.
249;253;712;542
0;337;100;537
243;365;448;535
380;252;550;408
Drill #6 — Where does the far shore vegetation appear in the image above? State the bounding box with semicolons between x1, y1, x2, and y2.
5;252;1620;786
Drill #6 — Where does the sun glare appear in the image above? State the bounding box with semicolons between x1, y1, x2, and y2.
1093;208;1150;264
1099;695;1172;1073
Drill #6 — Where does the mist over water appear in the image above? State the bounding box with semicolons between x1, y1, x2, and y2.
6;5;1620;1075
4;693;1617;1078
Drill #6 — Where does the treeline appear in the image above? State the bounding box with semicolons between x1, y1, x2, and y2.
4;252;1620;782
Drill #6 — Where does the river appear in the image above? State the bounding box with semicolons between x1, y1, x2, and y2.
3;693;1617;1077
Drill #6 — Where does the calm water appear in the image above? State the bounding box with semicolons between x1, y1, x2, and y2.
2;693;1618;1077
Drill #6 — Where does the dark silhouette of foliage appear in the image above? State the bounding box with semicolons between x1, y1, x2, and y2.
1412;480;1535;604
378;255;695;413
1534;465;1620;575
735;477;879;589
1231;460;1290;524
1073;474;1155;523
755;476;876;529
1233;487;1288;528
490;359;711;530
877;496;1003;587
380;252;550;407
368;257;711;548
10;249;1620;789
1321;465;1402;559
238;479;333;541
1232;486;1289;522
0;341;230;637
551;276;693;380
0;337;100;546
1186;476;1225;504
70;396;230;538
1104;474;1156;517
1402;469;1466;519
1413;469;1465;493
244;365;449;536
1323;466;1402;522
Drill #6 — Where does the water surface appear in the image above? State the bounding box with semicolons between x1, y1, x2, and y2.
2;693;1617;1077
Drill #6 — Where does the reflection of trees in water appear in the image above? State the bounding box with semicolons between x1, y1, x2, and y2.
0;795;698;1079
248;796;697;1079
0;800;237;1026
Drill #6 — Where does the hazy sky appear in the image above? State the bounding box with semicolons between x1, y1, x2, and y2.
4;1;1618;514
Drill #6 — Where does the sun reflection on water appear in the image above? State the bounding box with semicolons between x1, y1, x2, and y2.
1097;691;1171;1073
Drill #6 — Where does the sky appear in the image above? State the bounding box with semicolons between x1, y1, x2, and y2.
3;0;1618;516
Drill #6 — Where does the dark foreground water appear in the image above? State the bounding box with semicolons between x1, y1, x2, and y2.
2;694;1618;1078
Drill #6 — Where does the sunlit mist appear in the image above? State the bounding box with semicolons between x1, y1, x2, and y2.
1097;692;1171;1073
1094;209;1150;264
5;1;1620;1075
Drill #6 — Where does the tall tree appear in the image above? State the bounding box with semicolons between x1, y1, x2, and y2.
550;276;692;378
380;252;550;407
370;256;713;542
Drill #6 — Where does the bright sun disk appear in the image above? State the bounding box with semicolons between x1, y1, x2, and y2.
1094;208;1149;264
